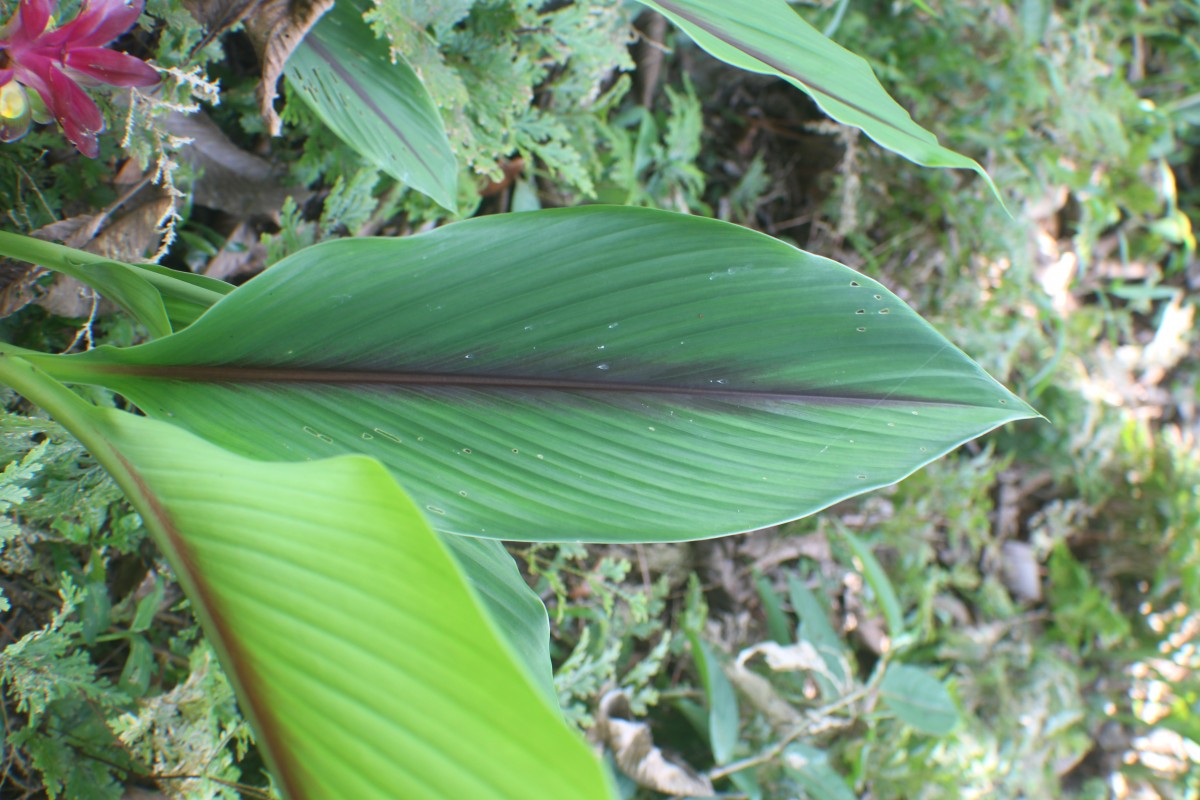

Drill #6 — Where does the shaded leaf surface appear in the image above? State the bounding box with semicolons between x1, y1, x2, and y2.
783;743;857;800
38;207;1035;542
638;0;999;197
164;110;311;217
285;1;458;210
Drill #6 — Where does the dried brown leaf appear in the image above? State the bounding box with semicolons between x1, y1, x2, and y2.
179;0;332;134
163;111;309;217
597;691;715;797
725;656;803;729
0;259;46;318
29;191;171;319
244;0;335;135
204;221;269;281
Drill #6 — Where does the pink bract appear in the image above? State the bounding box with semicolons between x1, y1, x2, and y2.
0;0;159;157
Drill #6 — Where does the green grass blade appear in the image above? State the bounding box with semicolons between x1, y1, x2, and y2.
839;527;907;644
687;632;740;765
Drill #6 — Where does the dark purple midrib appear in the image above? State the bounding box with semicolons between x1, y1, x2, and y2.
115;452;309;800
94;364;977;408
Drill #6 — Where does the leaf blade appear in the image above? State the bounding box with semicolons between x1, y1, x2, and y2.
879;663;960;736
638;0;1002;202
686;633;740;765
36;207;1036;542
0;351;612;800
286;1;458;210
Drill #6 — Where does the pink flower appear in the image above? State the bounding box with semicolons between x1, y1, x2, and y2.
0;0;159;157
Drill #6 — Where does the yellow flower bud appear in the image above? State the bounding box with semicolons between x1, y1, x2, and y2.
0;81;28;120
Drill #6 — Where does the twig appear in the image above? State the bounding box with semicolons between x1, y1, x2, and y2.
61;290;99;354
708;674;879;781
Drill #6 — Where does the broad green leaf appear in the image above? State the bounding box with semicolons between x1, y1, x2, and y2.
686;633;739;765
637;0;1002;202
286;1;459;211
0;229;554;696
878;663;960;735
782;743;857;800
0;351;612;800
30;206;1036;542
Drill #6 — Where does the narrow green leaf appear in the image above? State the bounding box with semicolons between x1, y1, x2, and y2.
753;570;793;644
119;634;154;696
878;663;960;735
782;743;857;800
637;0;1003;204
686;633;739;765
0;351;613;800
286;1;459;211
786;573;848;696
28;207;1037;543
129;573;165;634
839;528;907;643
0;231;230;335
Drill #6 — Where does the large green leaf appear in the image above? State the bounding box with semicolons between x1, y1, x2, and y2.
286;1;458;211
637;0;1001;200
0;351;611;800
0;231;551;688
31;206;1036;542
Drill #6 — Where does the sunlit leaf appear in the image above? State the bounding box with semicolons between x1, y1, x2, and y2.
0;352;612;800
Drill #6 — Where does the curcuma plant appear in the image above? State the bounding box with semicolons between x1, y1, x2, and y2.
0;0;1037;798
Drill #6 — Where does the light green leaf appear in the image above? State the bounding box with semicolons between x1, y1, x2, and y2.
686;633;739;765
637;0;1002;203
286;1;459;211
786;573;848;696
839;528;907;643
0;351;612;800
782;743;857;800
129;573;165;634
878;663;960;735
442;534;555;703
29;206;1036;543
